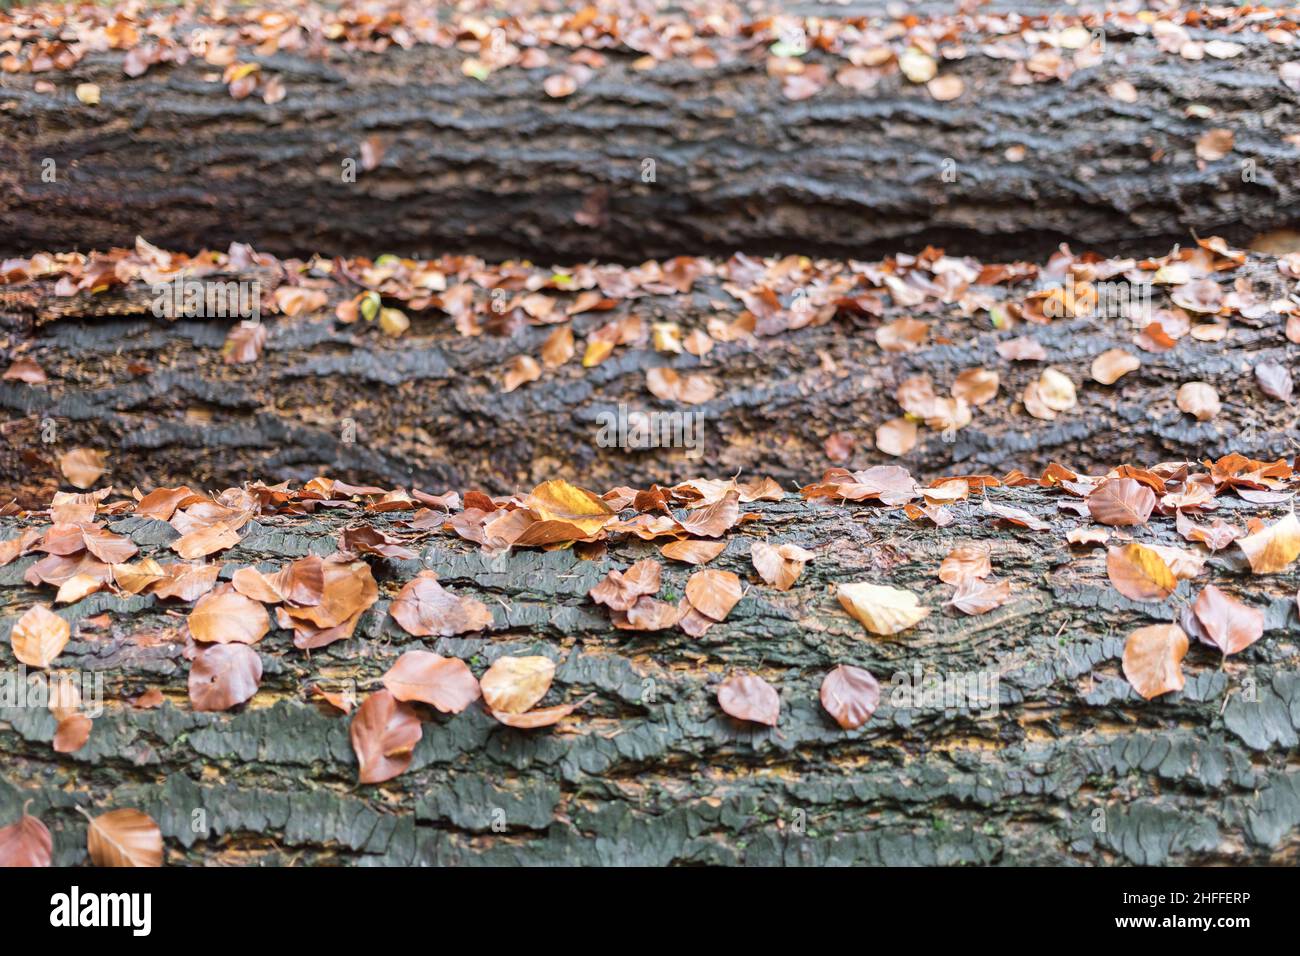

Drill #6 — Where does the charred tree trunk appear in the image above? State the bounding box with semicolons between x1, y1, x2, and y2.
1;487;1298;865
0;9;1298;262
1;248;1297;502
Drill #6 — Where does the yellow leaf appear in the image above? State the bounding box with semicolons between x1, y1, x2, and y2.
837;583;929;636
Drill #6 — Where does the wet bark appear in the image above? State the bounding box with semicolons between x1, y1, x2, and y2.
0;17;1297;263
1;488;1298;865
1;251;1296;503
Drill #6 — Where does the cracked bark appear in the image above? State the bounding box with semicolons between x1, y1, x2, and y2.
1;252;1296;502
0;18;1298;263
1;488;1298;865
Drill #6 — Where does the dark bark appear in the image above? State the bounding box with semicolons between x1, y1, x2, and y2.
1;248;1297;503
1;486;1298;865
1;13;1298;263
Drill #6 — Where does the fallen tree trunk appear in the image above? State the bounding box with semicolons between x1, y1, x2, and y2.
1;242;1297;502
1;477;1298;865
1;3;1298;261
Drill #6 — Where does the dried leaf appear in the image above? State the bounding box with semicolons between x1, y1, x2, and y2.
10;604;70;668
717;674;780;726
876;418;917;457
350;690;422;784
819;664;880;730
589;558;661;612
59;448;108;489
480;656;555;715
750;541;814;591
172;521;240;559
660;539;726;565
1192;584;1263;656
1091;349;1140;385
938;546;991;585
1237;512;1300;574
53;714;92;753
1177;382;1220;421
837;583;929;635
1087;478;1156;526
187;586;270;644
0;810;52;867
1107;544;1177;602
85;809;163;867
684;569;742;621
188;643;262;712
382;650;481;714
1122;624;1188;699
390;570;493;637
949;577;1012;615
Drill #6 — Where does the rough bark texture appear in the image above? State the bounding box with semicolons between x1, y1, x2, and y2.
1;14;1298;262
2;249;1297;502
1;487;1298;865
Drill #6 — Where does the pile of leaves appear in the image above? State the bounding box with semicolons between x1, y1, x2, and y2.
2;448;1297;864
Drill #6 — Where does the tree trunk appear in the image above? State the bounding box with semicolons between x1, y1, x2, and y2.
1;9;1298;262
1;246;1296;503
1;485;1298;865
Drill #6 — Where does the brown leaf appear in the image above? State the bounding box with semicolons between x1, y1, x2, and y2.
150;562;220;602
187;586;270;644
171;520;240;559
487;694;593;729
645;367;716;404
540;326;575;368
937;545;991;585
480;655;555;714
59;448;108;489
1176;382;1220;421
134;486;199;521
717;674;780;726
1175;511;1241;551
614;596;684;631
660;538;726;565
1255;361;1294;402
875;418;917;457
1192;584;1264;656
389;570;493;636
1107;544;1177;602
1196;128;1234;161
81;527;138;564
819;664;880;730
350;690;422;785
837;582;929;635
949;577;1012;615
85;808;163;867
589;558;661;611
951;368;999;406
1122;624;1188;699
502;355;542;393
0;810;52;867
997;337;1047;361
188;643;262;712
1087;477;1156;526
53;714;92;753
222;322;267;364
10;604;70;668
678;491;740;538
1237;512;1300;574
750;541;814;591
382;650;481;714
1091;349;1140;385
684;569;742;621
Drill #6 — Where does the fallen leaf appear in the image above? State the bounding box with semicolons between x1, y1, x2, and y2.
1196;128;1234;162
389;570;493;637
480;656;555;714
188;643;262;712
684;569;742;621
1122;624;1188;699
1087;477;1156;526
926;74;963;101
1192;584;1264;656
938;546;991;585
948;577;1012;615
1107;543;1177;602
952;368;999;406
1237;512;1300;574
750;541;814;590
382;650;481;714
1176;382;1220;421
0;809;52;867
717;674;780;726
171;521;240;559
590;558;662;612
350;690;422;784
59;448;108;489
1256;361;1294;402
876;418;917;457
187;586;270;644
1091;349;1140;385
85;808;163;867
660;539;726;565
819;664;880;730
837;583;929;635
10;604;70;668
53;714;92;753
502;355;542;393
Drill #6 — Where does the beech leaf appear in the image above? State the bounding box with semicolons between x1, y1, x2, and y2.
717;674;780;726
819;664;880;730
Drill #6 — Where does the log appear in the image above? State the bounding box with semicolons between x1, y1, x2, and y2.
1;475;1298;865
1;241;1297;502
1;3;1299;261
